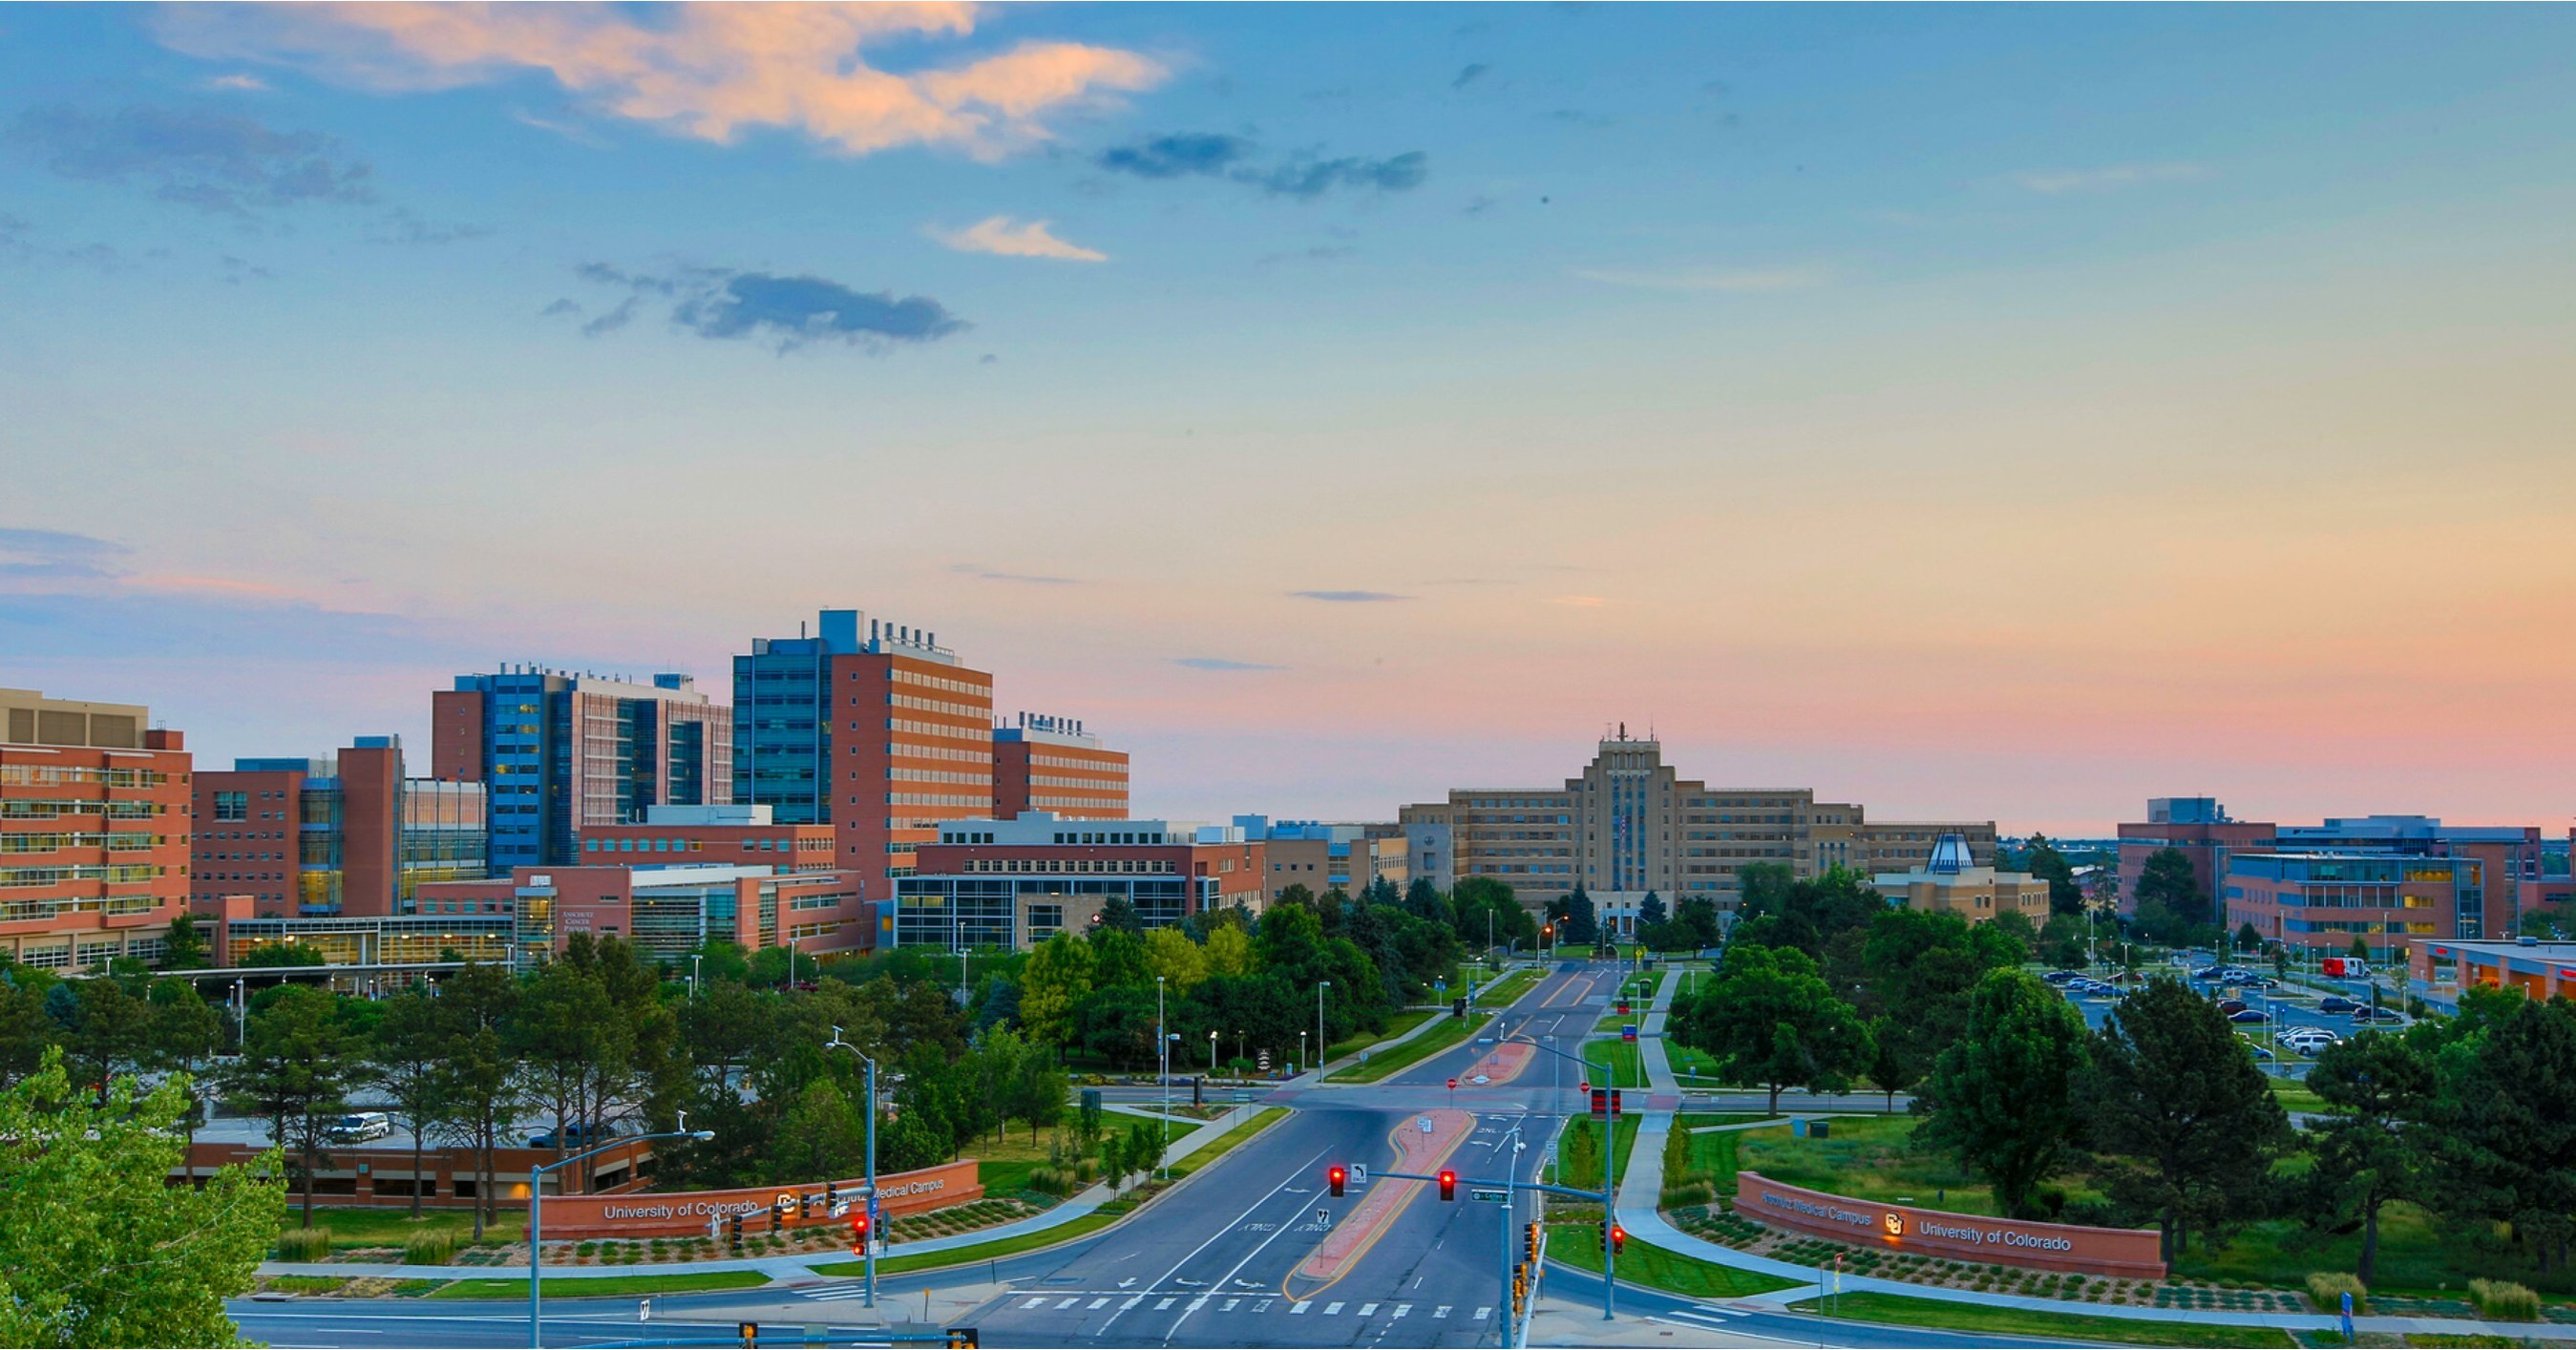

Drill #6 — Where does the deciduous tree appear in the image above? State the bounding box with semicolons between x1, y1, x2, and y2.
1916;969;2091;1217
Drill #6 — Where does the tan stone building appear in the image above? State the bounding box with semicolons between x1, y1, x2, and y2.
1399;730;1997;920
1874;834;2052;925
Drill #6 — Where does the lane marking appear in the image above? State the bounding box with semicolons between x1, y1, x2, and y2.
1154;1297;1176;1311
1434;1305;1451;1318
1087;1297;1109;1309
1291;1300;1311;1315
1324;1301;1344;1316
1474;1306;1491;1319
1021;1297;1047;1309
1391;1303;1410;1318
1358;1302;1379;1317
1119;1296;1143;1310
1056;1297;1079;1309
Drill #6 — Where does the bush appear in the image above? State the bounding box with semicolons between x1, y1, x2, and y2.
1659;1179;1717;1209
275;1227;333;1262
2305;1272;2367;1315
2469;1278;2541;1322
403;1229;457;1267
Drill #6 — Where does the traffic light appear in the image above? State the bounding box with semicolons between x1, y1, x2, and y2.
1590;1086;1609;1118
1327;1165;1346;1198
1608;1223;1627;1256
737;1322;758;1348
945;1329;980;1349
1437;1170;1456;1202
1616;999;1630;1016
727;1213;743;1252
849;1212;871;1255
1525;1221;1541;1263
826;1179;839;1212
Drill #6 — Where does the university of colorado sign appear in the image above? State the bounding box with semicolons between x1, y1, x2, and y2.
1734;1171;2166;1279
539;1160;981;1239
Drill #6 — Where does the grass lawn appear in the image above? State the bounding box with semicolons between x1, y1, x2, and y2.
1734;1115;2002;1215
1329;1012;1489;1083
1547;1224;1802;1297
2271;1079;2330;1115
1554;1113;1641;1193
1582;1038;1646;1090
430;1272;772;1299
1792;1292;2296;1348
2173;1202;2576;1300
1676;1119;1772;1194
1665;1041;1727;1081
1476;966;1544;1009
289;1206;524;1248
1170;1107;1287;1183
1326;1006;1436;1064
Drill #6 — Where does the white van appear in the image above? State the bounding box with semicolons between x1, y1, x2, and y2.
328;1111;392;1143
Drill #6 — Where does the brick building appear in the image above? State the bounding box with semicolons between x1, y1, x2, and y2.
991;713;1128;820
192;735;484;918
415;862;872;967
576;804;837;874
433;667;730;872
0;687;192;969
894;812;1266;950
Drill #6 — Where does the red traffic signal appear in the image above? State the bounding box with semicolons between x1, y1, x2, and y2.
849;1212;871;1255
1612;1224;1628;1255
1328;1165;1346;1198
1438;1170;1457;1202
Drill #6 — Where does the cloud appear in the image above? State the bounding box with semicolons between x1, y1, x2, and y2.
150;4;1167;160
510;107;613;148
1095;132;1252;179
1570;264;1829;292
1452;63;1489;90
1290;590;1409;603
6;103;375;218
368;206;492;245
1172;657;1284;672
0;528;131;581
573;262;966;351
538;297;581;318
950;563;1079;585
2012;162;2207;194
928;215;1106;263
1255;245;1355;265
1245;151;1427;199
203;73;270;93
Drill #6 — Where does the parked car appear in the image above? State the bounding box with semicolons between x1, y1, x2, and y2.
528;1122;618;1150
2241;1042;2276;1061
2042;970;2077;984
2191;965;2225;980
328;1110;391;1144
2215;998;2249;1016
2228;1008;2270;1024
2352;1006;2403;1023
2317;995;2358;1014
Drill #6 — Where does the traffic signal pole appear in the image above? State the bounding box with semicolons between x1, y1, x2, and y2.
1357;1161;1614;1327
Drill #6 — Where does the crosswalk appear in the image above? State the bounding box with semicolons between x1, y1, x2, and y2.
952;1289;1491;1324
1651;1305;1751;1334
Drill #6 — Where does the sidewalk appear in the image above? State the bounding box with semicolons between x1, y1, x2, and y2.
1610;967;2548;1340
260;1098;1274;1283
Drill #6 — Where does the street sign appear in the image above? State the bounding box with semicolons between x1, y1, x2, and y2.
1350;1164;1368;1185
1420;1115;1434;1133
1621;1024;1637;1043
1471;1189;1509;1203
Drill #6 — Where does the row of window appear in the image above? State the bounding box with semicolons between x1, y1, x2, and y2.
1;764;172;788
889;694;987;719
581;835;819;854
3;799;166;819
0;863;170;888
1;832;165;853
892;669;988;698
953;858;1181;875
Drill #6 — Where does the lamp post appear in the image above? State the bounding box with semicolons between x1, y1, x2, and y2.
825;1026;881;1309
530;1118;710;1349
688;953;702;1000
1315;981;1330;1081
1479;1030;1618;1320
1156;977;1170;1177
1208;1029;1218;1074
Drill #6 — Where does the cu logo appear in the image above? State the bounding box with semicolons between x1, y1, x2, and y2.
1883;1212;1905;1236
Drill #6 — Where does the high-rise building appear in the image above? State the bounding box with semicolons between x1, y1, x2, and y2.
0;687;192;969
2121;799;2570;933
896;812;1265;950
992;712;1128;820
191;736;485;918
733;609;994;893
1399;729;1997;918
433;667;730;871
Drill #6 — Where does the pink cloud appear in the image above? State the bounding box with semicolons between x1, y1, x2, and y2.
152;3;1168;158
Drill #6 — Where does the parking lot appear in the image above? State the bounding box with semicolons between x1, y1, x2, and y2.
2049;956;2409;1077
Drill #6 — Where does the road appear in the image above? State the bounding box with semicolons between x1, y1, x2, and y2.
229;960;2082;1349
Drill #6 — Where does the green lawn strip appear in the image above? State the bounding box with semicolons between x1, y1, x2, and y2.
1553;1113;1640;1192
292;1206;524;1248
1582;1038;1646;1090
1170;1107;1288;1183
1329;1011;1490;1083
1326;1007;1435;1063
430;1271;772;1299
1734;1114;2004;1215
1546;1224;1802;1298
1474;967;1544;1009
1678;1122;1747;1194
1790;1292;2296;1349
2270;1080;2330;1115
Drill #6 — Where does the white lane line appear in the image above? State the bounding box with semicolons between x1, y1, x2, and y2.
1324;1301;1345;1316
1433;1305;1451;1318
1105;1137;1331;1339
1087;1297;1110;1310
1358;1302;1379;1317
1291;1300;1311;1315
1021;1297;1048;1309
1186;1296;1208;1312
1154;1297;1176;1311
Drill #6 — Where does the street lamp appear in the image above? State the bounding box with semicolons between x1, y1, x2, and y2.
824;1025;882;1309
688;953;702;999
1208;1029;1218;1073
529;1116;710;1349
1155;976;1171;1178
1315;981;1331;1082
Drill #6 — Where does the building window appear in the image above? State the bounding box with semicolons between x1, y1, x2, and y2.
214;791;248;822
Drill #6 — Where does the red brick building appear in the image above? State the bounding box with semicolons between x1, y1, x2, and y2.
896;813;1265;950
992;713;1128;820
191;736;485;919
415;862;873;965
576;804;838;874
0;687;192;970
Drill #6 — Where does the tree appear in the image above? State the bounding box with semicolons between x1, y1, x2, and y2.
1203;924;1256;980
236;942;327;968
2235;921;2264;955
221;984;367;1226
1143;927;1207;994
2133;848;2209;930
1637;892;1668;930
0;971;53;1087
1916;969;2091;1218
767;1078;866;1183
510;960;629;1192
370;989;454;1219
1007;1038;1069;1145
1019;932;1096;1055
1560;885;1600;946
2294;1030;2436;1285
1862;1015;1919;1112
0;1049;283;1347
2023;834;2084;917
159;913;211;972
1674;943;1873;1114
2434;995;2576;1275
1675;895;1722;949
1403;877;1451;927
1858;908;2020;1088
433;961;523;1240
51;976;150;1105
146;978;222;1150
2080;977;2289;1260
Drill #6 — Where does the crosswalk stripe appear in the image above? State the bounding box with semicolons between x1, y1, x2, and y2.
1358;1302;1379;1317
1187;1296;1208;1312
1055;1297;1079;1309
1221;1298;1239;1312
1473;1306;1492;1320
1392;1303;1410;1318
1021;1297;1047;1310
1155;1297;1176;1311
1254;1298;1274;1313
1291;1300;1311;1315
1324;1301;1344;1316
1087;1297;1109;1310
1119;1296;1143;1310
1433;1305;1451;1319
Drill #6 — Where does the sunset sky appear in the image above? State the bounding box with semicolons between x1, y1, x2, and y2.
6;3;2573;833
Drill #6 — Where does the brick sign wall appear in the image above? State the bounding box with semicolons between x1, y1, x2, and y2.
538;1159;982;1238
1734;1171;2166;1279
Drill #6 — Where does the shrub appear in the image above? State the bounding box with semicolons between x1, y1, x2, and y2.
275;1228;333;1262
1659;1179;1717;1209
2469;1278;2541;1322
402;1229;457;1267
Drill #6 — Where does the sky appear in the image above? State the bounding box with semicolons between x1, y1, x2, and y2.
4;3;2574;835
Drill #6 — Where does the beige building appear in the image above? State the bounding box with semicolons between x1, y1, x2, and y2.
1874;834;2051;925
1256;821;1408;900
1399;730;1997;918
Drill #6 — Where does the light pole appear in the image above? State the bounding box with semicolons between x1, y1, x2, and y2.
1208;1029;1218;1074
529;1117;709;1349
688;953;702;999
1315;981;1330;1081
1156;977;1170;1177
825;1026;881;1308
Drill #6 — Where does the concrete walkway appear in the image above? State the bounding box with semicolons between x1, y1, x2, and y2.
1604;964;2552;1340
261;1097;1277;1282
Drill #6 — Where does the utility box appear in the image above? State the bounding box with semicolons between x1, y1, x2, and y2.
1792;1118;1830;1140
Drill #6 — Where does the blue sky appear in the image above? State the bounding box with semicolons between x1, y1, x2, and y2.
6;4;2574;832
